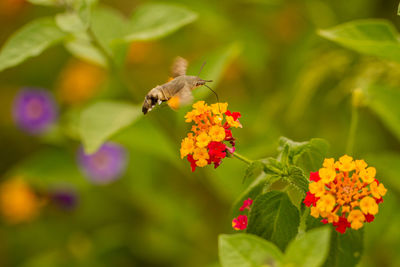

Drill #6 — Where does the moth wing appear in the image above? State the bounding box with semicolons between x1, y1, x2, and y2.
167;84;193;110
171;56;188;77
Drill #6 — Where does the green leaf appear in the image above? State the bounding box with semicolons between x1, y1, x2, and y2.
283;166;309;195
366;84;400;142
278;137;329;174
64;34;107;66
262;157;284;175
124;3;197;42
56;12;87;33
231;173;268;218
323;229;363;267
293;139;329;174
90;6;130;64
79;101;141;154
218;233;283;267
318;19;400;62
284;227;331;267
27;0;59;6
242;160;264;183
0;17;68;72
247;191;300;250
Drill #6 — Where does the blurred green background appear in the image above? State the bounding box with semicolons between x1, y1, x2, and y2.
1;0;400;266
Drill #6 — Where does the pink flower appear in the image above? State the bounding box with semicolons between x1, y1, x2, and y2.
232;215;248;230
239;198;253;211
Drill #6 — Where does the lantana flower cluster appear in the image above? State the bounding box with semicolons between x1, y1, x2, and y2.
180;101;242;172
304;155;387;234
232;198;253;231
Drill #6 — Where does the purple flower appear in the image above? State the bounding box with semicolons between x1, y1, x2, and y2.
12;88;57;134
50;188;78;210
77;142;128;184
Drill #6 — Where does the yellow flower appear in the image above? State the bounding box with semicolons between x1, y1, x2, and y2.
226;116;242;128
0;179;40;224
209;125;225;142
316;194;336;213
370;181;387;198
193;147;209;161
359;167;376;184
338;155;355;172
210;102;228;114
323;158;335;169
360;196;378;215
348;210;365;230
355;159;367;172
196;132;211;148
185;110;196;123
310;206;320;218
192;101;209;115
180;136;195;158
196;158;208;167
309;180;326;197
319;168;336;183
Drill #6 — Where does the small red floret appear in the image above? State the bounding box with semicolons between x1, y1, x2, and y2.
232;215;248;230
309;171;321;182
187;154;197;172
333;216;351;234
303;192;319;207
239;198;253;211
365;213;375;223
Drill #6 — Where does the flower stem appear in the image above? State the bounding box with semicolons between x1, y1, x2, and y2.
346;103;359;155
233;152;253;165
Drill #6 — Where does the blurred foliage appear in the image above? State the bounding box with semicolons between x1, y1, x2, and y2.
1;0;400;266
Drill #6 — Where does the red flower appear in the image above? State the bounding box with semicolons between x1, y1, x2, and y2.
224;129;233;141
364;213;375;223
187;154;197;172
225;110;241;121
303;192;319;207
333;216;351;234
208;141;227;168
232;215;248;230
375;197;383;204
309;171;321;182
239;198;253;211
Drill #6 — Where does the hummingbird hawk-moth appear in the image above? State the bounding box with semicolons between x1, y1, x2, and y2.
142;57;213;114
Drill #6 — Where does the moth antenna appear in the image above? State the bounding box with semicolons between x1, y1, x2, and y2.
197;61;207;77
204;84;221;113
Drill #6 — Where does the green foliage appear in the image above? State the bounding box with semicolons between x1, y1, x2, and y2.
323;230;363;267
79;101;141;154
218;233;283;267
242;160;264;183
366;84;400;142
27;0;59;6
10;148;88;190
278;137;329;174
282;166;308;195
318;20;400;62
125;3;198;41
0;17;68;72
247;191;300;250
284;227;331;267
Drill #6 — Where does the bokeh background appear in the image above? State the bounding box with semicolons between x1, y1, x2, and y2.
1;0;400;266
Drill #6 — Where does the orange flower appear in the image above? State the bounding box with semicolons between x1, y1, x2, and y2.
0;178;40;224
304;155;386;234
180;101;242;171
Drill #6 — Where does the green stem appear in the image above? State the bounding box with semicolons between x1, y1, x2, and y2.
346;104;359;155
233;152;253;165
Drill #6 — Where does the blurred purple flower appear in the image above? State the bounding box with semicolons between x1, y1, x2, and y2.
77;142;128;184
50;188;78;210
12;88;57;134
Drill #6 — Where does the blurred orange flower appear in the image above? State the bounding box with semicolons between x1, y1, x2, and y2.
0;178;40;223
57;60;105;105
